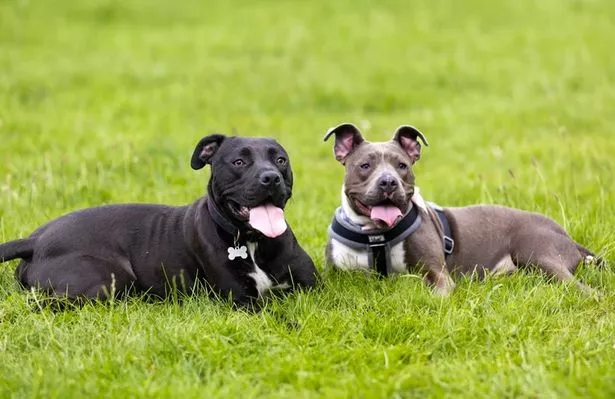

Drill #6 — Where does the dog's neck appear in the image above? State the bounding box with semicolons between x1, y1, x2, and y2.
340;185;428;231
206;197;241;239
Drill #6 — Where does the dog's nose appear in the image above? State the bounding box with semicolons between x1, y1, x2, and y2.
378;175;398;194
259;171;282;187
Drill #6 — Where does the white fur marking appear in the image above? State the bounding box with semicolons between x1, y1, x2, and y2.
492;254;517;275
247;242;274;297
330;238;369;271
411;187;428;211
389;243;407;273
272;282;291;290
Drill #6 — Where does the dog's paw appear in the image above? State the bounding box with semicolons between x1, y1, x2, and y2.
584;255;608;268
583;255;596;265
432;281;455;297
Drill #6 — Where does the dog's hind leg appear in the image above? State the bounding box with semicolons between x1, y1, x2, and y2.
527;255;595;295
22;254;137;300
512;229;594;293
574;242;607;267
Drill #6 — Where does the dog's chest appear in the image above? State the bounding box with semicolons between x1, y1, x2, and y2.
246;242;289;297
329;239;407;273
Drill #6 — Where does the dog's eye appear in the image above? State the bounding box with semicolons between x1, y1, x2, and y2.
276;157;287;166
360;162;370;170
398;162;408;170
232;159;245;167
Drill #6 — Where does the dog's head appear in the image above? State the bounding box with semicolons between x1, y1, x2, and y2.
191;135;293;238
324;123;428;230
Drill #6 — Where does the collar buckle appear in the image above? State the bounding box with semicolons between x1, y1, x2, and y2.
443;236;455;255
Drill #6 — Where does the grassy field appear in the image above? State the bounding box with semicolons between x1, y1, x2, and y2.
1;0;615;397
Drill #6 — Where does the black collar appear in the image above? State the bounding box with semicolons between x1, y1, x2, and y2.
206;197;242;238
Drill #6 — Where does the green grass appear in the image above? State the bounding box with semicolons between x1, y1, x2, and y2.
1;0;615;397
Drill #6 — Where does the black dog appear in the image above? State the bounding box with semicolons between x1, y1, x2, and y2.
0;135;318;308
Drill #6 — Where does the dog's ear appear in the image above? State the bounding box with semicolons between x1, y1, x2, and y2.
323;123;365;163
191;134;226;170
392;125;429;164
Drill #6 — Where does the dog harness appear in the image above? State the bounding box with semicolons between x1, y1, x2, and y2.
429;203;455;258
328;203;454;276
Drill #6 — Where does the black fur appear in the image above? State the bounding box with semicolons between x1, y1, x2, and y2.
0;135;318;308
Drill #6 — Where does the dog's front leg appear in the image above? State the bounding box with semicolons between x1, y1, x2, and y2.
269;244;318;293
405;227;455;296
285;248;319;290
209;270;261;310
424;263;456;296
260;229;320;292
408;252;455;296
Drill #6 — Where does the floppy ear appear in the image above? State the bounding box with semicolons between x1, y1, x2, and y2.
191;134;226;170
392;125;429;164
323;123;365;163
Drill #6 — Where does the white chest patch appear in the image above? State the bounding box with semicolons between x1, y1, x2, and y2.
246;242;289;297
329;238;407;274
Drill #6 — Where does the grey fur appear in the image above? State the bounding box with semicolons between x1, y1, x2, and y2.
324;124;601;295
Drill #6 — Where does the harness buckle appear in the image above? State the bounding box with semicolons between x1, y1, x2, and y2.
443;236;455;255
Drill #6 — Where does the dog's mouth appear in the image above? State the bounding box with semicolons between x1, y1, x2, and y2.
354;198;404;228
227;200;287;238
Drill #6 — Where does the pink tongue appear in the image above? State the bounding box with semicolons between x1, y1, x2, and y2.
248;204;288;238
370;205;403;227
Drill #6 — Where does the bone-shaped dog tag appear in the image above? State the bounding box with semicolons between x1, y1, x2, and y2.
227;245;248;261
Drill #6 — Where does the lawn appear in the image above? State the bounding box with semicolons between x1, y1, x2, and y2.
1;0;615;397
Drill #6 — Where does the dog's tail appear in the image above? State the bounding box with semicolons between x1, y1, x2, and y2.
0;238;35;263
576;243;606;267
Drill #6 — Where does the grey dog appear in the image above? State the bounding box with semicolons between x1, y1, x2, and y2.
324;123;602;295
